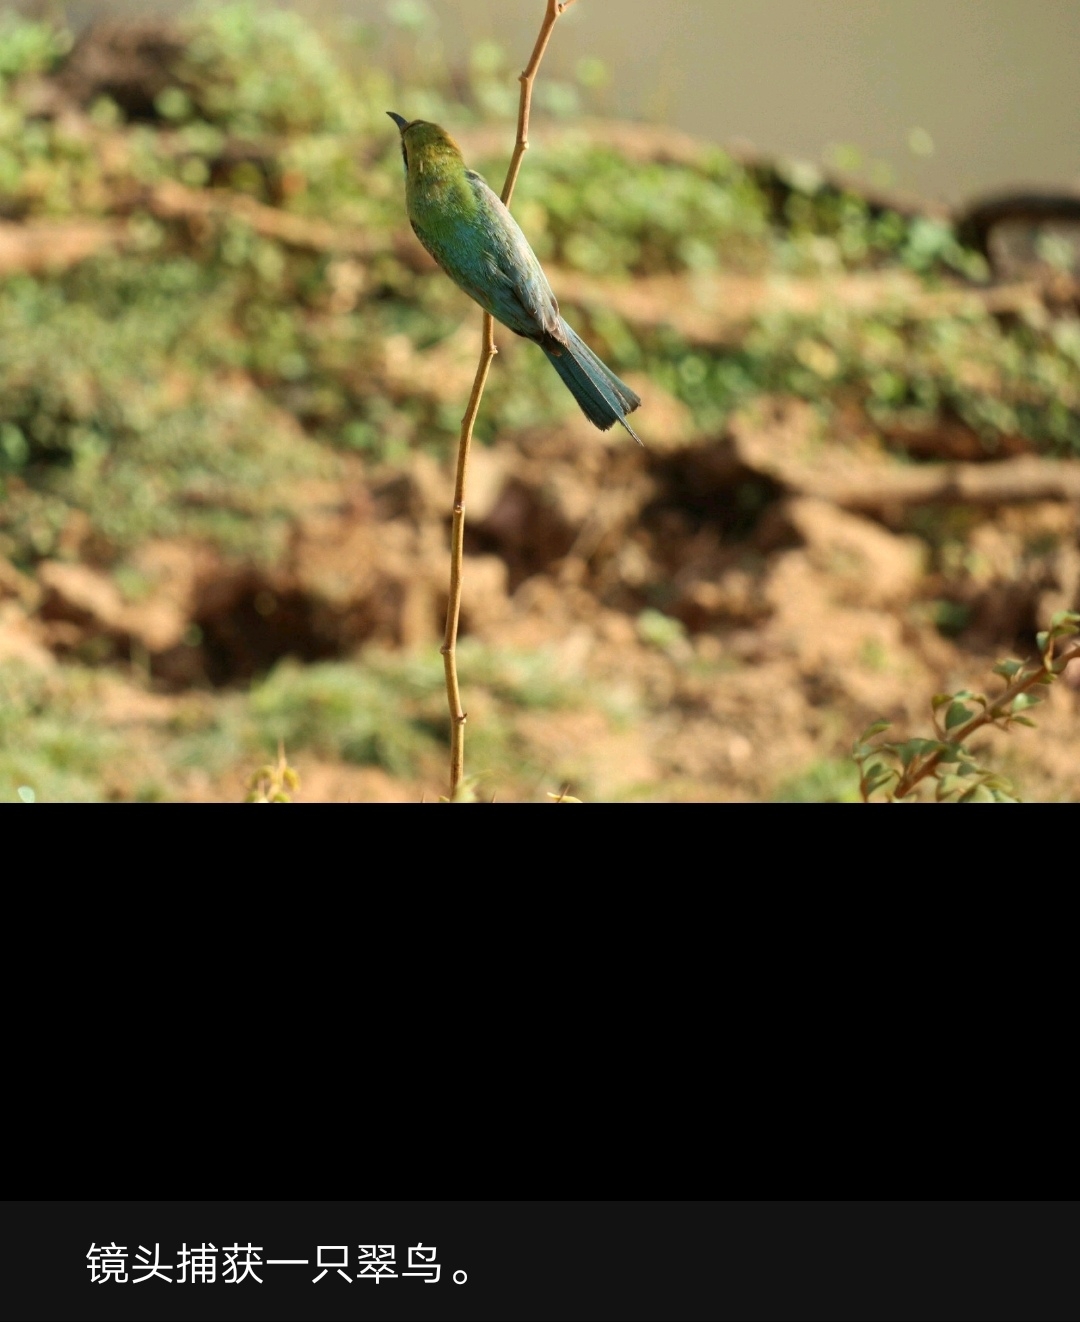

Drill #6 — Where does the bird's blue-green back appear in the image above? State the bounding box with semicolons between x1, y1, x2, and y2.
402;123;560;339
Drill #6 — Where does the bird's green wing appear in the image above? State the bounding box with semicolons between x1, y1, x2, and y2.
464;170;562;341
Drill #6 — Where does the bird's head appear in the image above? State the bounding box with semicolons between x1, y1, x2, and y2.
387;113;464;177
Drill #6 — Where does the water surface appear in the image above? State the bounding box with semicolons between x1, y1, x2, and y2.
44;0;1080;201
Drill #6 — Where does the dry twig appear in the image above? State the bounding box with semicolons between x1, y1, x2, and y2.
441;0;579;799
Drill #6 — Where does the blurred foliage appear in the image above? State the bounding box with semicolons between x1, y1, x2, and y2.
249;655;443;776
0;261;334;562
250;641;598;782
511;142;771;276
0;4;1076;571
0;660;120;801
774;758;862;803
636;607;690;656
1;5;1079;803
0;638;611;802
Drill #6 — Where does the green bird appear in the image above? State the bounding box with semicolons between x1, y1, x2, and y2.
388;113;642;443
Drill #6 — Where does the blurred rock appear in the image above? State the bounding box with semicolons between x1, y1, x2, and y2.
55;20;187;120
37;556;189;653
0;602;54;668
459;554;511;635
781;497;924;607
38;561;128;634
464;446;513;523
0;219;121;278
0;557;41;609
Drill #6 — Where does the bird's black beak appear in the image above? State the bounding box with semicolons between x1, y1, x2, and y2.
388;112;411;176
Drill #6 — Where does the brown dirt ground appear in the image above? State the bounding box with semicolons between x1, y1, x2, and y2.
4;391;1079;802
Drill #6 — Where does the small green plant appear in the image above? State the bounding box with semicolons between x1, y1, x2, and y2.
853;611;1080;802
245;743;300;802
636;608;689;654
0;661;122;802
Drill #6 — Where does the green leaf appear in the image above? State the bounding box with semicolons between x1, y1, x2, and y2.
1011;692;1043;712
945;702;973;730
864;769;897;796
1010;715;1037;728
958;783;996;803
859;721;891;743
992;659;1024;679
931;693;953;711
892;739;937;769
891;742;916;769
1049;610;1080;631
1036;631;1051;654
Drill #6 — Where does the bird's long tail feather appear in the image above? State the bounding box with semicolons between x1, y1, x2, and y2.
542;320;643;445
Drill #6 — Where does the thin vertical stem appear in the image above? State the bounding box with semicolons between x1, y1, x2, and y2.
442;311;495;794
501;0;579;207
441;0;578;799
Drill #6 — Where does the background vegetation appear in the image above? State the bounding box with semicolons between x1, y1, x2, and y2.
1;2;1078;800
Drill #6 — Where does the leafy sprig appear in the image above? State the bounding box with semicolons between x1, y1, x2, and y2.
853;611;1080;802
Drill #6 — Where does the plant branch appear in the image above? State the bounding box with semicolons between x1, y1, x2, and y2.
441;0;576;799
442;312;495;795
502;0;579;206
893;640;1080;799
